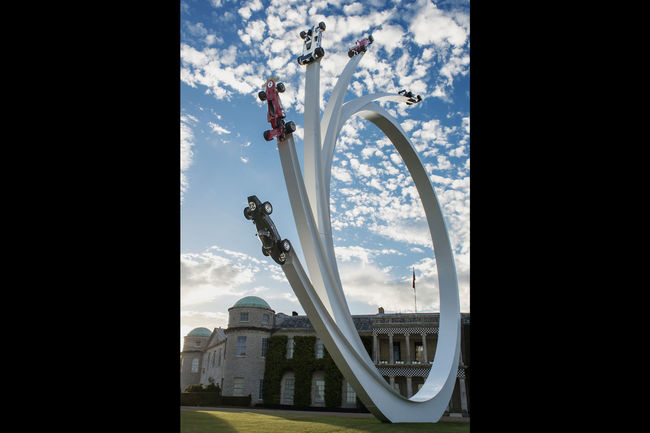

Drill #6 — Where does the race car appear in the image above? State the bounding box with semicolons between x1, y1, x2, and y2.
348;35;374;58
243;195;292;265
297;21;326;65
258;77;296;141
398;89;422;105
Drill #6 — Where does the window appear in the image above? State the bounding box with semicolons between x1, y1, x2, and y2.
233;377;245;396
262;314;269;324
393;342;401;362
261;337;268;357
259;379;264;400
191;358;199;373
281;376;294;405
315;338;323;359
237;336;247;356
345;381;356;404
414;342;424;362
240;312;249;322
314;379;325;404
286;337;294;359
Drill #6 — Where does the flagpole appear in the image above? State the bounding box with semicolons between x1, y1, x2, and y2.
413;267;417;314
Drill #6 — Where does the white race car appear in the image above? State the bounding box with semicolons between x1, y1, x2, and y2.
297;22;326;65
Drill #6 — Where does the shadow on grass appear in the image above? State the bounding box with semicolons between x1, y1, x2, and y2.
181;409;469;433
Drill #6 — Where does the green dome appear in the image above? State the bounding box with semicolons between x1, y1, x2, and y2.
187;327;212;337
233;296;271;309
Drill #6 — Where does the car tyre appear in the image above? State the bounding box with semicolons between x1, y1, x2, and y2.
258;91;267;101
243;207;253;220
348;50;354;58
276;82;285;93
263;130;271;141
262;201;273;215
318;22;326;31
315;47;324;58
284;121;296;134
300;30;307;39
280;239;291;252
368;35;374;43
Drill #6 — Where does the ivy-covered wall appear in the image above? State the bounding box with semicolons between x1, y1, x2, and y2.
262;334;372;408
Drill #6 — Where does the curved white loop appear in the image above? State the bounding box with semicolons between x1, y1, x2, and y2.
275;55;460;423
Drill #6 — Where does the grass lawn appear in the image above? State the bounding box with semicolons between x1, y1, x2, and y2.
180;409;470;433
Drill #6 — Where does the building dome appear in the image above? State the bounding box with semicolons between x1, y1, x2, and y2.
233;296;271;309
187;327;212;337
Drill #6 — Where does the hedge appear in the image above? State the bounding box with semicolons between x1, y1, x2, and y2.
180;392;221;407
180;393;251;407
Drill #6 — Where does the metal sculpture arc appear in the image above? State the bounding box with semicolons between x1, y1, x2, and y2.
269;44;461;423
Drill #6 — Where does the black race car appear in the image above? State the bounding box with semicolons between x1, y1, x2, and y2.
398;89;422;105
243;195;292;265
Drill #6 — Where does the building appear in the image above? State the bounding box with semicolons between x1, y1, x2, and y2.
180;295;470;417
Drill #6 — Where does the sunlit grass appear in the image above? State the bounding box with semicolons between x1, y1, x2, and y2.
180;409;469;433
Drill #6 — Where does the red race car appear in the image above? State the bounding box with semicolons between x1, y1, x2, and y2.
258;77;296;141
348;35;374;58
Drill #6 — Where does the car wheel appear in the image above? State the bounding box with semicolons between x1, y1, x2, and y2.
315;47;324;58
258;91;267;101
280;239;291;252
276;82;285;93
368;35;374;43
300;30;307;39
318;22;326;31
243;207;253;220
262;201;273;215
278;252;286;264
263;130;271;141
348;50;354;58
262;247;270;256
284;121;296;134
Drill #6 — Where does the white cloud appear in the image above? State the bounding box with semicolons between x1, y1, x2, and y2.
208;121;231;135
181;247;263;307
408;0;468;47
372;23;405;56
238;0;263;20
181;115;197;203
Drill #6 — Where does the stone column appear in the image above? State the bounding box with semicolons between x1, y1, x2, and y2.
388;333;394;364
372;333;378;363
406;376;413;398
405;333;411;364
421;333;428;363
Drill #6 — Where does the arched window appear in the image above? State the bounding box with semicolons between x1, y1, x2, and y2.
191;357;199;373
311;371;325;407
280;372;295;405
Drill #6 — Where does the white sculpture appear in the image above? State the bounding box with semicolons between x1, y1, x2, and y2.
254;27;462;423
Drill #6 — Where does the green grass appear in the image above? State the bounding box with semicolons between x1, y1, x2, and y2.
180;409;470;433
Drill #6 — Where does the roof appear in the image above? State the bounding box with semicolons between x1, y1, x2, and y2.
274;314;373;331
187;327;212;337
233;296;272;309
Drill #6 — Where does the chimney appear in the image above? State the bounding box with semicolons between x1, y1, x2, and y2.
378;307;384;314
292;311;298;316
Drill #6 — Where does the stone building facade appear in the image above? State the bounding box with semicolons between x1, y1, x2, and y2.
180;295;470;417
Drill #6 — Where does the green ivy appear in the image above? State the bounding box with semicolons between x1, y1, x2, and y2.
262;334;374;408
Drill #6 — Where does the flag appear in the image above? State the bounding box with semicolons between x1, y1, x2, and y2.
412;267;415;290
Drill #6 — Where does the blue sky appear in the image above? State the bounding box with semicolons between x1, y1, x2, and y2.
180;0;470;349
